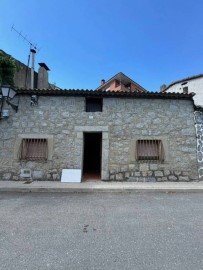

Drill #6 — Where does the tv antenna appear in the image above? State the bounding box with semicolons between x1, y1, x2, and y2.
11;24;40;52
11;24;41;89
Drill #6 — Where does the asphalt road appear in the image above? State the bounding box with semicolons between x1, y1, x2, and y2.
0;192;202;270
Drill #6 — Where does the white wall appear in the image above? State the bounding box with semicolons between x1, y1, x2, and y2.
165;77;203;106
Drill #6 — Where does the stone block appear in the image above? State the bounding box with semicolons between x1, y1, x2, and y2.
164;170;170;176
150;164;158;170
129;164;135;170
47;173;52;180
53;174;60;180
156;177;162;182
116;173;124;180
154;171;163;177
62;112;69;117
182;171;189;176
136;177;146;182
142;172;148;177
145;177;156;182
147;171;153;176
128;177;138;182
102;132;109;139
62;130;70;135
49;169;58;174
179;176;189;181
77;132;83;139
168;175;178;181
174;171;181;176
121;165;128;172
3;173;11;180
33;170;44;180
139;163;149;171
134;172;141;177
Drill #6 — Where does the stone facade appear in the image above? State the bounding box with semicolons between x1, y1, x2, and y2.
0;93;199;181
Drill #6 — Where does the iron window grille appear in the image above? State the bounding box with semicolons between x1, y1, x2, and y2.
136;139;164;162
19;138;48;161
86;98;103;112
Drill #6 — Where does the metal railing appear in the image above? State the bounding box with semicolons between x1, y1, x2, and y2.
136;139;164;162
19;138;48;161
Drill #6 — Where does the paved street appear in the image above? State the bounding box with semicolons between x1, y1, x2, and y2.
0;192;202;270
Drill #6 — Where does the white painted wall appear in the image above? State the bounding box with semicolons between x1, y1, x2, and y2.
165;77;203;106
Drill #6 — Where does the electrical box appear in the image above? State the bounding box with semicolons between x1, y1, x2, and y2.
20;169;32;178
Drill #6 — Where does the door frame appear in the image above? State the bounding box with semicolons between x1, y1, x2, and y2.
75;126;109;180
82;132;102;180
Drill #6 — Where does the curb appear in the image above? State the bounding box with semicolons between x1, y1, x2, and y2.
0;187;203;193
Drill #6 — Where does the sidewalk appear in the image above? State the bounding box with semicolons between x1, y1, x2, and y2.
0;180;203;193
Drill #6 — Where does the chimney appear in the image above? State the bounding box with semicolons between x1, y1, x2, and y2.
30;49;36;89
101;79;105;85
160;84;166;92
37;63;50;89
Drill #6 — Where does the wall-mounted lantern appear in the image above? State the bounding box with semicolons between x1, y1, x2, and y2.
0;85;19;120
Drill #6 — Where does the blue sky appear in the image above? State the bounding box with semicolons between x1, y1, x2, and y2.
1;0;203;91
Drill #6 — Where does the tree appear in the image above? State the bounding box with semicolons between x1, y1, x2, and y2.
0;51;16;86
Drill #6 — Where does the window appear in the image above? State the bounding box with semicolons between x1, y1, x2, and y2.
136;140;164;161
86;98;102;112
115;80;120;87
183;86;188;94
124;83;131;90
19;138;48;161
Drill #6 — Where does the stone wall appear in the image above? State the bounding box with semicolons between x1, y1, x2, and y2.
0;95;199;181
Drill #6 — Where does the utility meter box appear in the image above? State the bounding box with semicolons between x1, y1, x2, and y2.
20;169;32;178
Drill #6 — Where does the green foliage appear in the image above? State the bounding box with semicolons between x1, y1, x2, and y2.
0;52;16;86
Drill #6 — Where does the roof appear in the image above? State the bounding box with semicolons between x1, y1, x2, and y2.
194;105;203;112
95;72;147;92
163;74;203;92
16;88;195;100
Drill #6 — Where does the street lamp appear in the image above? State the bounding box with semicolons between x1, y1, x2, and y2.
0;85;19;119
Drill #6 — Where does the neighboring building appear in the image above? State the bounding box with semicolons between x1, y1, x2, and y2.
0;87;198;182
96;72;147;92
160;74;203;106
160;73;203;180
0;49;60;89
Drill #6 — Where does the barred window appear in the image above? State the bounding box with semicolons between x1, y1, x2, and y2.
136;140;164;161
19;138;48;161
86;98;103;112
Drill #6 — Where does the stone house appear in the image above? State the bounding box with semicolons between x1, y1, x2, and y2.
0;87;199;182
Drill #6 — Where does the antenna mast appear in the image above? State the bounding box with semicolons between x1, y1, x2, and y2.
11;25;40;89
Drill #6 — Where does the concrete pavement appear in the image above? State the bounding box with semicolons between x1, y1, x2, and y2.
0;180;203;193
1;192;202;270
